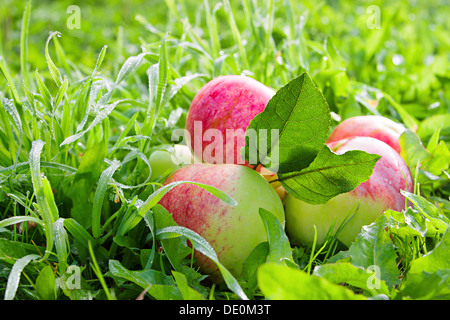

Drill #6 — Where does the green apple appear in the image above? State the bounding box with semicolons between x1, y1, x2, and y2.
149;150;180;180
158;163;285;282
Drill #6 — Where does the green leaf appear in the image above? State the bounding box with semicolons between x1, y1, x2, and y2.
68;141;106;227
172;271;205;300
239;242;270;297
244;72;331;173
36;265;57;300
401;190;449;232
398;227;450;300
148;205;192;272
348;216;400;288
63;218;97;250
408;226;450;275
313;262;390;296
107;259;182;300
278;145;380;204
417;114;450;142
259;208;294;265
399;129;432;173
0;239;42;264
257;263;366;300
427;140;450;177
398;269;450;300
156;225;248;300
397;208;428;238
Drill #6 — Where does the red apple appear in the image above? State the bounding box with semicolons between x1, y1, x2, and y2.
328;115;405;154
185;75;275;166
284;136;414;247
158;163;285;282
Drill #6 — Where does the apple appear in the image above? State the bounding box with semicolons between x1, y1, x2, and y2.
256;165;287;202
149;145;196;180
158;163;285;282
149;150;180;180
185;75;275;166
327;115;405;154
284;136;414;247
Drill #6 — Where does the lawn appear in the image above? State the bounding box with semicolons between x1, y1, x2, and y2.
0;0;449;301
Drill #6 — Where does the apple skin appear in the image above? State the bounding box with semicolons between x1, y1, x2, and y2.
285;136;414;247
256;165;287;202
185;75;275;166
328;115;405;154
158;163;285;282
149;150;180;180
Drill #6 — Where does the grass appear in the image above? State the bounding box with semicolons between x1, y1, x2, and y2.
0;0;449;300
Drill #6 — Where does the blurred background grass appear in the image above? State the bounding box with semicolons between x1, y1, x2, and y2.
1;0;449;120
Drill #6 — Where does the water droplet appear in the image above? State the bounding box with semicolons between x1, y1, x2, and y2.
392;54;404;65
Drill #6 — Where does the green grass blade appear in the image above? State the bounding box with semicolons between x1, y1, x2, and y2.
63;218;96;249
4;254;41;300
53;218;69;275
60;99;125;146
20;0;32;88
92;160;121;238
259;208;294;265
45;31;63;87
35;69;53;112
155;34;168;123
88;240;115;300
52;36;72;81
0;57;22;105
2;98;23;161
0;161;77;175
0;216;44;228
0;99;20;166
117;180;237;236
204;0;221;58
29;140;57;260
156;225;248;300
92;45;108;77
222;0;249;71
53;78;68;115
